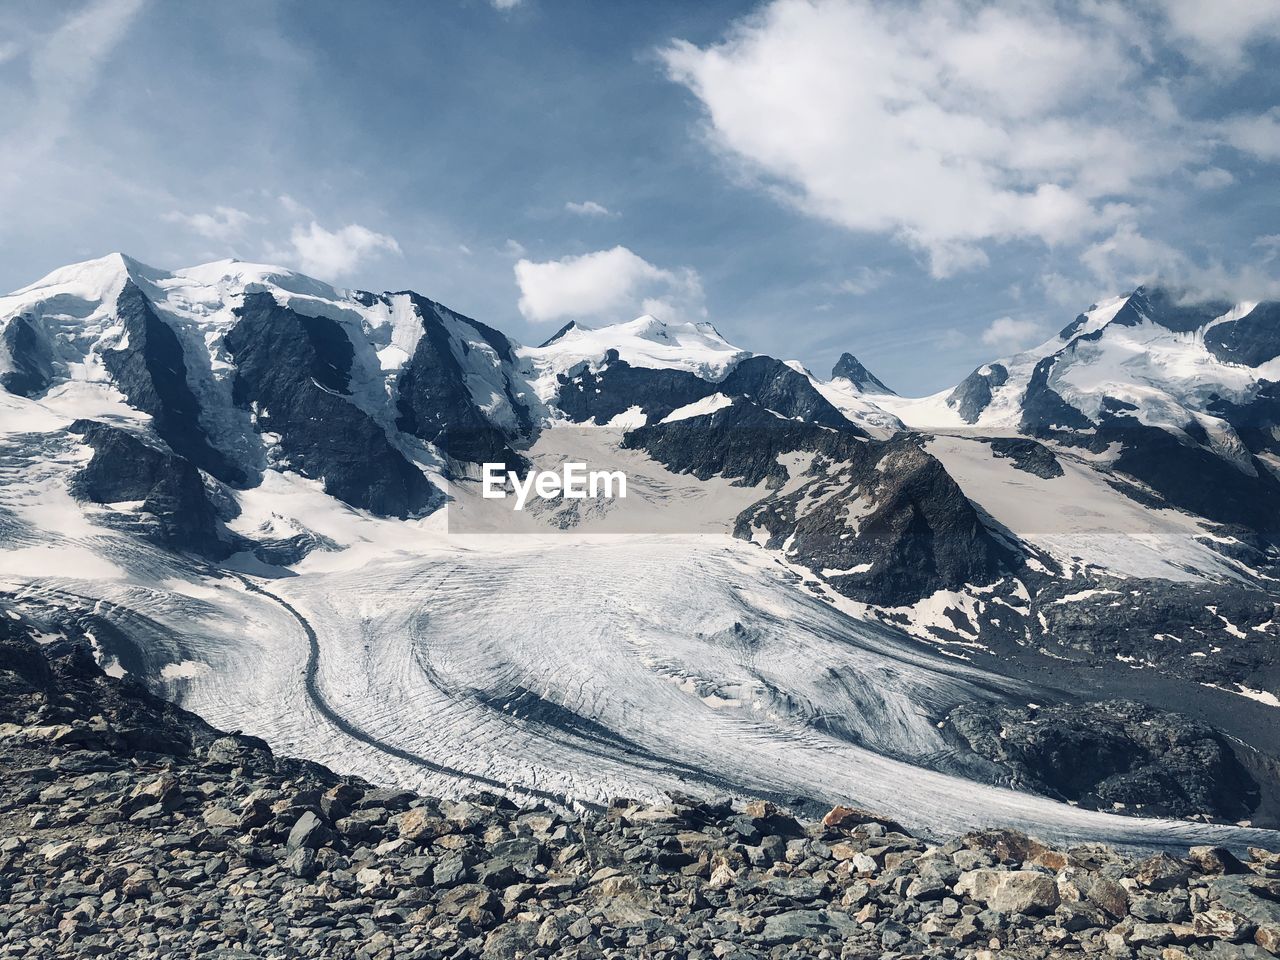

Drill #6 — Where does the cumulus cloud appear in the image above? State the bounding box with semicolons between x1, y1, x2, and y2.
564;200;615;217
163;206;255;242
1219;109;1280;161
1153;0;1280;63
514;246;705;325
981;315;1044;352
659;0;1280;281
1191;167;1236;189
490;0;522;9
1074;223;1280;303
1077;224;1189;290
286;221;401;279
660;1;1176;278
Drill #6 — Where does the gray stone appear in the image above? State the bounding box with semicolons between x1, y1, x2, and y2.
286;811;329;852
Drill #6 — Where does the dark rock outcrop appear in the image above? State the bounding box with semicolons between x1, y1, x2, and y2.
226;292;437;517
734;435;1016;606
103;280;245;484
1019;355;1093;434
625;403;1012;605
985;437;1064;478
0;315;54;397
555;350;715;426
68;420;229;557
1103;419;1280;534
394;293;529;470
1110;287;1234;334
623;398;852;487
948;363;1008;424
1206;302;1280;368
831;352;894;394
946;699;1260;821
719;355;855;429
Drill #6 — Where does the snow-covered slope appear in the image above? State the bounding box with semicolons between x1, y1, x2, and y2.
524;315;746;387
2;255;1279;842
878;288;1279;442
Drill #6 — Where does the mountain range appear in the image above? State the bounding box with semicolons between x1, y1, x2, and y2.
1;253;1277;847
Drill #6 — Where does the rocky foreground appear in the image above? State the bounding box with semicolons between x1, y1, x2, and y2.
2;618;1280;959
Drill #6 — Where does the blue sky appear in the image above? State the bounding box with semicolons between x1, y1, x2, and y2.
1;0;1278;394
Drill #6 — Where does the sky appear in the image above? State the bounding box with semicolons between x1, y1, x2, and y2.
1;0;1278;395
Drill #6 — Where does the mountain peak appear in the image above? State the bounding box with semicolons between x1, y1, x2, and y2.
831;352;894;395
523;312;747;381
1102;285;1236;334
8;252;163;302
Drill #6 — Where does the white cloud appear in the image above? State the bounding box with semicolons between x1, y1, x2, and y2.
286;221;401;279
1076;223;1280;302
982;315;1044;352
514;246;705;324
660;0;1184;278
1219;109;1280;161
1255;234;1280;264
163;206;255;242
1078;223;1189;290
490;0;522;9
1153;0;1280;63
278;194;311;218
835;266;892;296
1191;167;1236;189
658;0;1280;282
565;200;615;217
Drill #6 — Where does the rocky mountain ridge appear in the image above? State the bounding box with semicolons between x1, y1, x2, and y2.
1;253;1278;847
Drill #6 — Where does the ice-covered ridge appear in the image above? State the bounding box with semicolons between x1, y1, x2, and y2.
874;289;1277;432
520;314;748;383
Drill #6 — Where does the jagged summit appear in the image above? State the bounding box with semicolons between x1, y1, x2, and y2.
831;351;894;394
4;251;1280;854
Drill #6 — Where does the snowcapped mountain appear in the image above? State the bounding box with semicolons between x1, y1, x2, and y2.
2;254;1278;841
879;287;1280;536
831;351;895;394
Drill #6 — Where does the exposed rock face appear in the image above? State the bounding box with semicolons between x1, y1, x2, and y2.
984;436;1064;478
393;292;529;470
104;280;245;484
557;353;856;430
1111;287;1234;334
0;314;54;397
947;363;1008;423
1019;355;1094;434
1103;419;1280;534
623;399;861;488
226;292;437;518
1030;578;1280;692
719;355;853;428
1209;379;1280;458
831;351;894;394
735;435;1016;606
68;419;230;557
554;350;714;425
945;700;1260;821
1206;302;1280;367
2;616;1278;960
625;403;1012;605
